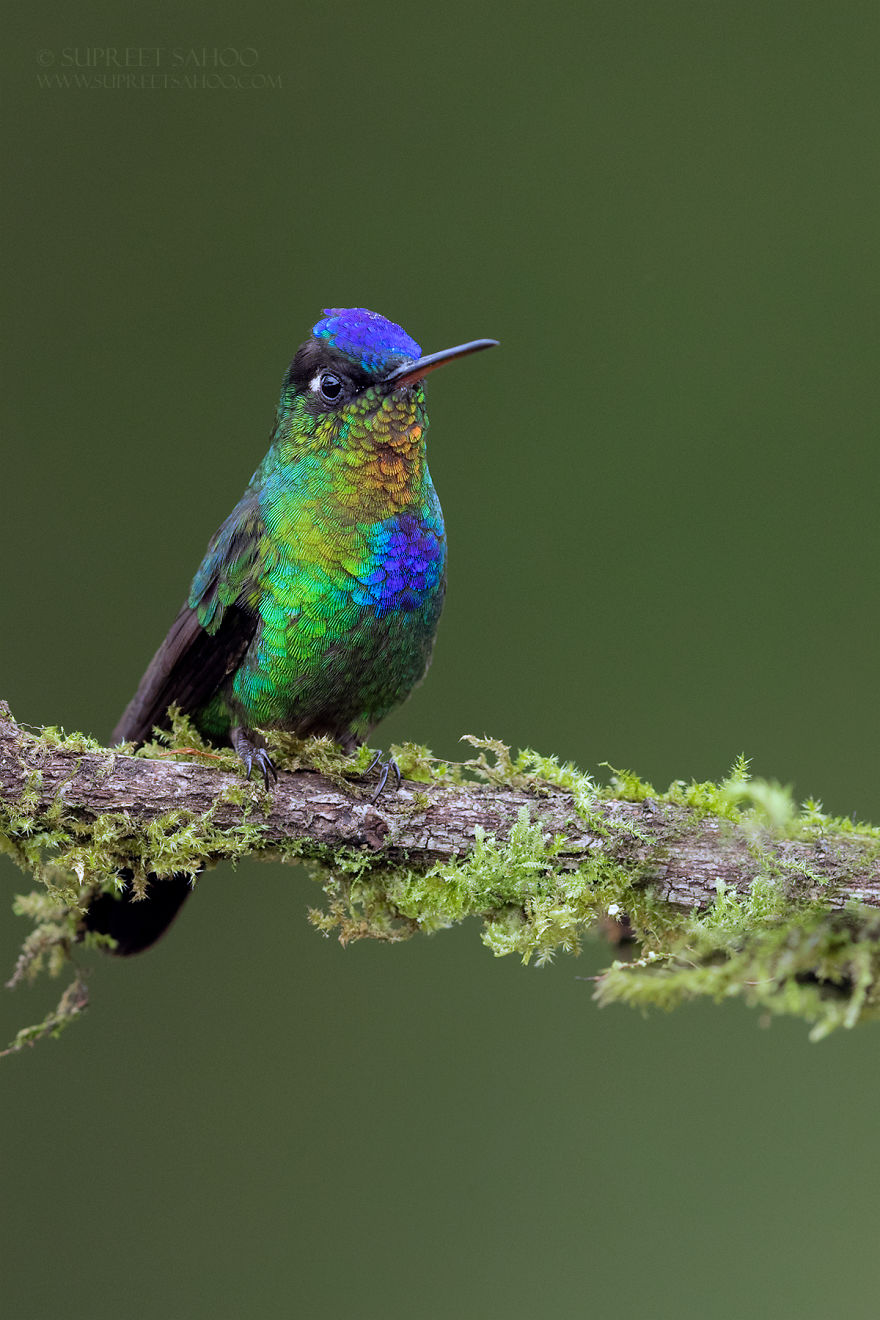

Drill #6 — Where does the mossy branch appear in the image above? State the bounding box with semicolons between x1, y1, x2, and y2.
3;696;880;1045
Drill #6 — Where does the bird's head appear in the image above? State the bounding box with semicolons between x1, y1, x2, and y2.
277;307;497;450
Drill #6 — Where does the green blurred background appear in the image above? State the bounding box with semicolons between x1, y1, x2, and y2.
4;3;880;1316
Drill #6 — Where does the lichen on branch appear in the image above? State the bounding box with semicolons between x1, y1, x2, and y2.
2;697;880;1051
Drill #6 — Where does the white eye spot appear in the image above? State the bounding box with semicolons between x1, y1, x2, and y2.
312;370;343;403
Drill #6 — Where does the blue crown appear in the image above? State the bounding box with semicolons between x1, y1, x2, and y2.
313;308;421;373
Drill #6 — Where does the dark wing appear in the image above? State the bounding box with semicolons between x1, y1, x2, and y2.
112;602;256;745
113;491;266;746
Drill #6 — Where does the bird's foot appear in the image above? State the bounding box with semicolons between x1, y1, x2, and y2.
364;750;402;802
231;726;278;791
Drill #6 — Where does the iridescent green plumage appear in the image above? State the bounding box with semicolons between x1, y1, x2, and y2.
187;381;446;750
87;308;497;953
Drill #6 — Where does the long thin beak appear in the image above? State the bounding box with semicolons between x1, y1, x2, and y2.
381;338;499;391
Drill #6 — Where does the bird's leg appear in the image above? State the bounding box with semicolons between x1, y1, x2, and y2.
363;749;402;801
231;726;277;791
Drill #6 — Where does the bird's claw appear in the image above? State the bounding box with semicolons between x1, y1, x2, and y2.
364;751;401;801
233;728;277;791
247;747;278;792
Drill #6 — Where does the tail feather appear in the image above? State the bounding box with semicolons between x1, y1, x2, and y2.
91;498;261;955
83;869;194;956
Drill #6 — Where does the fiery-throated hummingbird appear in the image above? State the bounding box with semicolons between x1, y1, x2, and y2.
85;307;498;954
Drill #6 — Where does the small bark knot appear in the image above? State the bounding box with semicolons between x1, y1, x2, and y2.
358;811;390;851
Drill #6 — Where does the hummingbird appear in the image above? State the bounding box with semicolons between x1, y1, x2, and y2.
84;307;498;954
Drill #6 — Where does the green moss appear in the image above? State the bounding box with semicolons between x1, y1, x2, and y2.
386;741;463;786
595;904;880;1042
6;721;880;1049
28;726;106;754
136;705;241;774
0;977;89;1057
0;722;280;1052
304;748;880;1040
264;729;364;781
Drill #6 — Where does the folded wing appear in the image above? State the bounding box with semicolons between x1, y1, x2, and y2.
113;490;266;746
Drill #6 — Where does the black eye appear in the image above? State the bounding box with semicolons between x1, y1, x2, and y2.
318;371;343;403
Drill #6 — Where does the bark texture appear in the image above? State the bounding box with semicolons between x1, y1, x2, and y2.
2;700;879;911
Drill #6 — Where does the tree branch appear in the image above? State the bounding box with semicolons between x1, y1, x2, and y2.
3;696;880;1042
0;699;877;907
